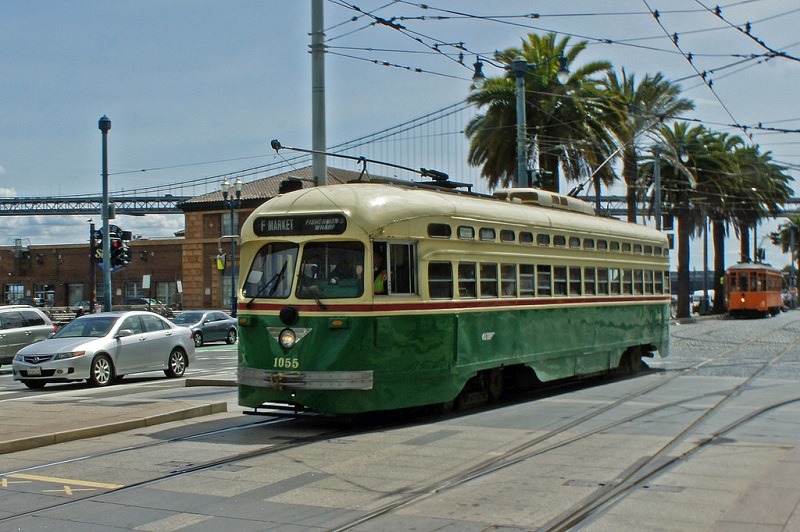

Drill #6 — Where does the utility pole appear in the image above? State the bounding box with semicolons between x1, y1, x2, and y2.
311;0;327;186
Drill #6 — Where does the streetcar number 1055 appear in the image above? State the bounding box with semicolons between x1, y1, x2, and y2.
273;357;299;369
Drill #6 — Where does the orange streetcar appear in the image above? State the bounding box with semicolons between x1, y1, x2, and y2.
725;262;784;318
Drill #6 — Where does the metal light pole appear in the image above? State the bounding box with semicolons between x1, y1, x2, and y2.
507;55;570;189
221;177;242;316
98;115;112;312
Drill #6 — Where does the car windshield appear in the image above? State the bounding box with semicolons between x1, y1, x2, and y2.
172;312;204;324
53;316;118;338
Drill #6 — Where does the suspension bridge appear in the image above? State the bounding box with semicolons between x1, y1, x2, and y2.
2;101;797;218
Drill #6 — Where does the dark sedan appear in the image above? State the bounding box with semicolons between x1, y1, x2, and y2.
172;310;237;347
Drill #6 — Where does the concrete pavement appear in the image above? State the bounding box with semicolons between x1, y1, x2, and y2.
0;375;235;455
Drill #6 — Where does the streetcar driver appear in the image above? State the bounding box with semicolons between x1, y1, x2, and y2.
373;246;388;295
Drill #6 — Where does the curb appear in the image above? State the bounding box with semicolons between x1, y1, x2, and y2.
0;401;228;455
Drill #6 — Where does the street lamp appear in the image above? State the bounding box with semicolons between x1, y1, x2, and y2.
221;177;242;316
508;55;569;188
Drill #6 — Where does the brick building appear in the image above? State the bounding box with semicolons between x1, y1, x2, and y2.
0;167;358;310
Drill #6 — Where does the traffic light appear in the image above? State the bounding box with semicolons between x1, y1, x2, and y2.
111;238;124;267
121;245;132;265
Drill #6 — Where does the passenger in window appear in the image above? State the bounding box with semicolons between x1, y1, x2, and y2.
373;246;388;295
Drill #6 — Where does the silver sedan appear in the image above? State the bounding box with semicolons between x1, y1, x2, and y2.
12;311;195;389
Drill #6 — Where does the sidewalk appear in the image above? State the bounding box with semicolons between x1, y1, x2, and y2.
0;375;235;455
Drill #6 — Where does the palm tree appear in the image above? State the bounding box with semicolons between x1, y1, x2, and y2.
466;33;613;192
644;122;714;318
729;146;793;263
600;69;694;223
770;215;800;289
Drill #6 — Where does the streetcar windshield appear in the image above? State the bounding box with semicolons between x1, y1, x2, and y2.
297;241;365;299
243;242;298;299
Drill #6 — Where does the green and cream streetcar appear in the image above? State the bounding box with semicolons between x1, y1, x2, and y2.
237;178;670;414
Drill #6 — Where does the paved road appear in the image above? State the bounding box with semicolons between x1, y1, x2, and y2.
1;315;799;531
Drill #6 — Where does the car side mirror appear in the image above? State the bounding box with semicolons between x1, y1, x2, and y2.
116;329;133;338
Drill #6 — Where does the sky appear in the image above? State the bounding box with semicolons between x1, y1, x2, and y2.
1;0;799;273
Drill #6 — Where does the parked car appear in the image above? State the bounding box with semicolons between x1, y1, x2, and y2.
172;310;237;347
11;297;49;307
11;311;195;388
0;306;56;366
118;297;173;317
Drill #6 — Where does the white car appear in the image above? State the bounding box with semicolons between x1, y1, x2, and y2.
12;311;195;389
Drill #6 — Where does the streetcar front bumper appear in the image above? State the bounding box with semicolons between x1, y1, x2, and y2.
238;366;373;390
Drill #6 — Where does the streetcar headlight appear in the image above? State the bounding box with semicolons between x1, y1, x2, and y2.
279;328;297;349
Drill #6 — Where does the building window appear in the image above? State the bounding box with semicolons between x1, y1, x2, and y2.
221;211;239;235
4;284;24;305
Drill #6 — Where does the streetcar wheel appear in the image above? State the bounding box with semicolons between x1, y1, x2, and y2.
89;355;114;387
226;329;237;344
193;332;204;347
165;348;187;378
22;380;46;389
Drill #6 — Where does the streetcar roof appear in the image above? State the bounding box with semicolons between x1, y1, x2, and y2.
242;182;666;244
726;262;782;273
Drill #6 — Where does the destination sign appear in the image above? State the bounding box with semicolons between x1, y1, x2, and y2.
253;214;347;236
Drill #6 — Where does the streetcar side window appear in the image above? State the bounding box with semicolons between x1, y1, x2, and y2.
554;235;567;247
480;228;496;241
597;268;610;295
554;266;568;295
537;265;552;296
519;231;534;245
622;242;632;253
610;241;621;252
244;242;299;300
537;234;551;247
644;270;654;294
428;262;453;299
584;239;595;250
520;264;535;296
623;269;633;294
457;226;475;240
655;271;664;294
597;240;608;251
569;237;581;249
500;230;515;243
569;266;581;296
458;262;477;298
388;242;417;295
634;270;644;295
584;267;596;295
501;263;517;297
610;268;621;294
428;224;451;238
480;263;498;297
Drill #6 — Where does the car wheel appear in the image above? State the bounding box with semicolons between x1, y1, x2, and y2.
165;348;187;378
89;355;114;387
22;380;46;389
193;332;204;347
226;328;237;344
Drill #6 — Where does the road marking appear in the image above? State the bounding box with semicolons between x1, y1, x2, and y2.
1;478;31;487
7;473;123;489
